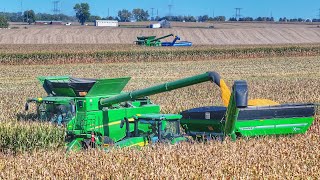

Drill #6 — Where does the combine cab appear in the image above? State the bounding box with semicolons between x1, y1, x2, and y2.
110;114;186;149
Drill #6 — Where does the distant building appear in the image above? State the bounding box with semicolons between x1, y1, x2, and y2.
35;21;63;25
149;23;161;28
95;20;119;27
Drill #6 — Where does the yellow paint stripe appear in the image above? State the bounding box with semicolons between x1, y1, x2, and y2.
90;120;122;130
89;117;136;130
127;141;148;148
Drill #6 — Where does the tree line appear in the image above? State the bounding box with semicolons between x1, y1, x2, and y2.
0;3;320;27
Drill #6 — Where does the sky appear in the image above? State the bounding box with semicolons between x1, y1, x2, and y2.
1;0;320;19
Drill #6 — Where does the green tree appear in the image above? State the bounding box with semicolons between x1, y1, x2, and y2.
24;10;35;24
88;15;101;22
74;3;91;25
0;16;9;28
132;8;149;21
118;9;132;22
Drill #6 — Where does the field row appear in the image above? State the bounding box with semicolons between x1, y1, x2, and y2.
1;45;320;65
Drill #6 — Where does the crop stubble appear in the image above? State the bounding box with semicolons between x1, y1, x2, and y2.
0;55;319;179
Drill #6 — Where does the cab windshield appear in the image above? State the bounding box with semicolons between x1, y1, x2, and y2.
162;120;180;139
38;102;75;125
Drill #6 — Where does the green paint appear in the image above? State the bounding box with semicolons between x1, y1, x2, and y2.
236;117;315;136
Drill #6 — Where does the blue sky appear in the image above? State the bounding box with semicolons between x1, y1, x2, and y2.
1;0;320;19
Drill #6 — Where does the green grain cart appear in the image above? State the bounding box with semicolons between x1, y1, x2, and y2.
25;72;316;151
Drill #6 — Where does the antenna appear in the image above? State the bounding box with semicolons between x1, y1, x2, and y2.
234;8;242;20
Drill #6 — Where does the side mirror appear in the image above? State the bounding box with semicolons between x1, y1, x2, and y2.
25;103;29;111
120;120;124;128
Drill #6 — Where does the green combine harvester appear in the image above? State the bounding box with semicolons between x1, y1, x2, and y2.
25;72;316;151
135;34;192;47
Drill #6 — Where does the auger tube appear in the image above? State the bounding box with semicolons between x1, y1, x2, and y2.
150;34;174;42
100;71;221;107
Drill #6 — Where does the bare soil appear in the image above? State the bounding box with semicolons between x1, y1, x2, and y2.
2;22;320;45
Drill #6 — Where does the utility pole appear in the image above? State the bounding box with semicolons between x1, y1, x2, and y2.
53;1;60;15
20;0;24;22
168;4;173;17
318;8;320;20
212;10;215;18
108;8;110;17
151;8;154;20
20;0;23;13
53;1;60;21
234;8;242;20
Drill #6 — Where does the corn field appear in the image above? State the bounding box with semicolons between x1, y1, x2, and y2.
0;48;319;178
0;44;320;65
0;121;64;154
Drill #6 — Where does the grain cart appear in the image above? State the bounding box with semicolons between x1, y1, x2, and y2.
181;81;316;141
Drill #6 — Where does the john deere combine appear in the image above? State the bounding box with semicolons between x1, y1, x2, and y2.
25;72;316;151
135;34;192;46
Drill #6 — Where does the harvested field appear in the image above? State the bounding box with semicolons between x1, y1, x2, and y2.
2;22;320;45
0;56;319;178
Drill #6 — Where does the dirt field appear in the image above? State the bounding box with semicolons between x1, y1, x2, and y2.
1;22;320;45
